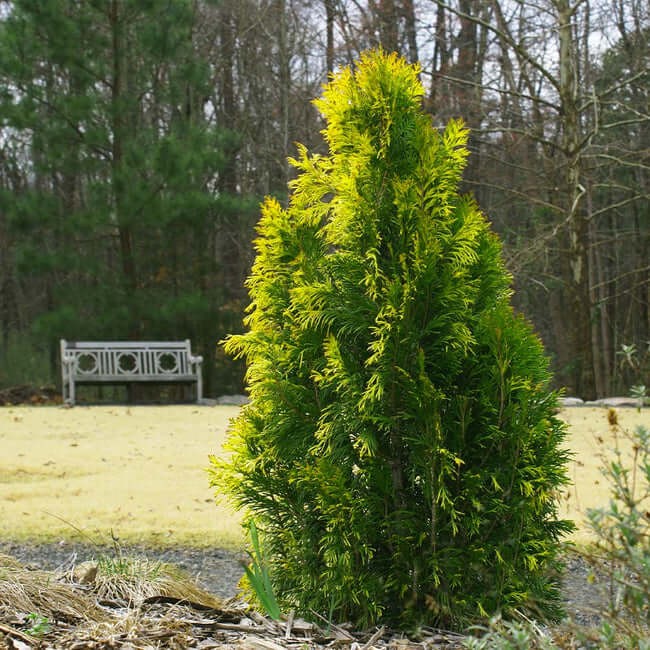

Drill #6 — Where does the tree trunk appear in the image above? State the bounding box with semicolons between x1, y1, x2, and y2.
378;0;399;53
110;0;137;305
403;0;418;64
219;1;238;194
428;1;450;114
325;0;335;74
557;0;596;399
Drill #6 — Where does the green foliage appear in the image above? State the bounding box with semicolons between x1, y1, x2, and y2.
585;423;650;647
617;342;650;403
211;50;573;629
25;613;53;638
0;331;51;388
630;385;648;410
463;615;558;649
0;0;255;394
243;520;282;620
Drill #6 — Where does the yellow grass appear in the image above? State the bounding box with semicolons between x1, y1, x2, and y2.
0;404;648;548
559;406;649;542
0;405;242;548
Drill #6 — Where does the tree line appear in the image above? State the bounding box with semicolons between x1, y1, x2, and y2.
0;0;648;399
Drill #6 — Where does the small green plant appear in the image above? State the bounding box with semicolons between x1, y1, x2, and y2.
463;615;558;649
630;384;647;410
25;612;52;637
585;421;650;647
617;343;639;370
243;520;281;620
97;554;162;580
617;341;650;398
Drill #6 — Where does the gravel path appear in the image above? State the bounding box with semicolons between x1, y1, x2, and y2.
0;540;608;628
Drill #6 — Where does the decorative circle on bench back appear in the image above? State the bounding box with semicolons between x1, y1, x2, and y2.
76;352;98;375
117;351;139;374
156;351;179;374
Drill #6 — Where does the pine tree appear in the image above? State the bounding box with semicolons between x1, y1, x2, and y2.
0;0;253;392
212;50;574;629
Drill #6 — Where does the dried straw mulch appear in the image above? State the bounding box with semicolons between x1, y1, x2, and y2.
0;552;466;650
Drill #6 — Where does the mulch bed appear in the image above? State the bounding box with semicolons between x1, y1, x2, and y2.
0;385;60;406
0;551;468;649
0;545;617;649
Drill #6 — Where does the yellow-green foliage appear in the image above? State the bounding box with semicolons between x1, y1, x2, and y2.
211;51;574;630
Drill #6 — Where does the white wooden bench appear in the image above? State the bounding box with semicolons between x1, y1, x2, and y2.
60;340;203;405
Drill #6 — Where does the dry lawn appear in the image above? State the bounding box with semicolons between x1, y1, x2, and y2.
0;405;242;548
0;404;648;547
558;405;649;542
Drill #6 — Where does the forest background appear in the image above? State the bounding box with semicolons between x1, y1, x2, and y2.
0;0;647;400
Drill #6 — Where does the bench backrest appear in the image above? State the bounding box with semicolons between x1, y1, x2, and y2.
60;340;200;379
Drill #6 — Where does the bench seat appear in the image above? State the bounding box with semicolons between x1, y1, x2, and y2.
60;340;203;405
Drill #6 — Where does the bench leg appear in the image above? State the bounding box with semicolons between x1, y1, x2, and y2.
61;365;75;405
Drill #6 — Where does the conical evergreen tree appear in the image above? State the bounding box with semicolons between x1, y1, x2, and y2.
211;51;573;629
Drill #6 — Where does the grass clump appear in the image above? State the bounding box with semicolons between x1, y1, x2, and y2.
91;552;221;608
0;550;223;648
0;553;94;622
